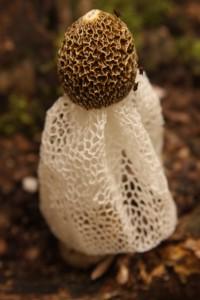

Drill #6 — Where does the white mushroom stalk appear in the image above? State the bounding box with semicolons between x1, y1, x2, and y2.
39;10;177;261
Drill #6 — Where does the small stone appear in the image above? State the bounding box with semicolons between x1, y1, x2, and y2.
25;247;40;260
177;147;190;159
22;176;38;193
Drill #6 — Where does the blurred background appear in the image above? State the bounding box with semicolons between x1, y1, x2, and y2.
1;0;200;137
0;1;200;299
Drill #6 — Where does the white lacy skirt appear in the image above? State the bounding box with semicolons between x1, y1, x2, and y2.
39;72;177;255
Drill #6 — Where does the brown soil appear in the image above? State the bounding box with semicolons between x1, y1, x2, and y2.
0;86;200;300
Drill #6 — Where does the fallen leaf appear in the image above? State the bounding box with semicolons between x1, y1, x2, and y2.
184;238;200;259
162;244;200;282
139;261;166;285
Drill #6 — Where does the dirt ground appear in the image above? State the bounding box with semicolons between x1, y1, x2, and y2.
1;86;200;300
0;1;200;299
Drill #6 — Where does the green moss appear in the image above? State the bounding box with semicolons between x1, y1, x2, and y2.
95;0;173;33
136;0;173;27
0;95;44;136
38;60;55;74
176;38;200;75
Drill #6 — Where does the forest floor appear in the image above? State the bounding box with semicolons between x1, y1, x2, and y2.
0;1;200;299
0;86;200;300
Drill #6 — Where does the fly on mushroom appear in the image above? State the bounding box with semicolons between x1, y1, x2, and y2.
139;66;144;75
113;9;121;18
133;81;139;91
39;9;177;285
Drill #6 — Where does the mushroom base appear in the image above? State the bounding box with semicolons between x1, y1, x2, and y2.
59;242;104;269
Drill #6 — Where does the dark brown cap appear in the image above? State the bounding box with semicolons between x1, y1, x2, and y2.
58;10;138;109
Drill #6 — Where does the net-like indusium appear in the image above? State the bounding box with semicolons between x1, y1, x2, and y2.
39;72;177;256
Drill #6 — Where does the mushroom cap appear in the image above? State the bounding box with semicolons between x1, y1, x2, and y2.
57;9;138;109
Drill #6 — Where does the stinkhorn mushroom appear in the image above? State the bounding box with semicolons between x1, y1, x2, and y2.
39;9;177;283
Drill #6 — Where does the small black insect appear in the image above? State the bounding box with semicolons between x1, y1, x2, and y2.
133;82;139;91
113;9;121;18
139;66;144;75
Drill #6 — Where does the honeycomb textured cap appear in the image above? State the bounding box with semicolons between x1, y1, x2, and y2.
39;72;177;256
57;9;138;109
